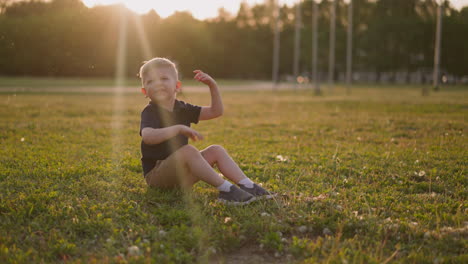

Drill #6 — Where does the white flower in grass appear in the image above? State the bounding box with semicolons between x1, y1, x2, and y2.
297;226;307;233
21;137;25;142
418;171;426;177
209;247;217;254
323;227;333;236
276;155;288;162
224;217;232;224
127;245;140;256
424;231;432;239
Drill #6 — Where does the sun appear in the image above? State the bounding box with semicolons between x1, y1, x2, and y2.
81;0;239;20
80;0;310;20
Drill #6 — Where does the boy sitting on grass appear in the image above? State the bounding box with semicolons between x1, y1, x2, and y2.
139;58;273;205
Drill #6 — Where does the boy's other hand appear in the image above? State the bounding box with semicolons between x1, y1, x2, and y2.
193;70;217;87
180;126;204;141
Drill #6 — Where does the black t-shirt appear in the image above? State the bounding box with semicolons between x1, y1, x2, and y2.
140;100;201;176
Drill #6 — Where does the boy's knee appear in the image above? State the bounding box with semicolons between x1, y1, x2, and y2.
178;145;200;159
206;145;225;155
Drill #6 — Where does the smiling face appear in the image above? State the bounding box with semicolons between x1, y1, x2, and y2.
141;66;181;105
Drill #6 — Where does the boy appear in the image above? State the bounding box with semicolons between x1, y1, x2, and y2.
139;58;273;205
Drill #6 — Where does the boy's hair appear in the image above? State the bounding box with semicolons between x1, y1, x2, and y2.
139;58;178;85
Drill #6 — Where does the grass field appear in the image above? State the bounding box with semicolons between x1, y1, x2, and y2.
0;83;466;263
0;77;259;88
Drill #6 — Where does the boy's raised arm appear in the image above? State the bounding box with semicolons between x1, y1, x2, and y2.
194;70;224;121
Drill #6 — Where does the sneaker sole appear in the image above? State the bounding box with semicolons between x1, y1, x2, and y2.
218;197;256;205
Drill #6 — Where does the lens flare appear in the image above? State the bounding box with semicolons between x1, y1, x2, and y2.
115;7;211;255
112;6;127;166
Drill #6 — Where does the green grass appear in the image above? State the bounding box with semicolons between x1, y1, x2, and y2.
0;76;260;88
0;84;467;263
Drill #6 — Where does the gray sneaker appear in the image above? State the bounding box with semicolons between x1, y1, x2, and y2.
239;184;276;200
218;185;255;205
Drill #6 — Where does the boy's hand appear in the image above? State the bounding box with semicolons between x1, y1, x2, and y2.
179;126;204;141
193;70;217;87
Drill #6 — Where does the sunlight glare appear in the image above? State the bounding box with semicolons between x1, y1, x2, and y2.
82;0;301;19
82;0;237;19
112;6;126;169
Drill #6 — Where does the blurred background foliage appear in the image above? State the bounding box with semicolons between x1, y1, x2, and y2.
0;0;467;80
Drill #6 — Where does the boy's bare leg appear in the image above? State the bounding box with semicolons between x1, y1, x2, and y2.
178;145;225;187
146;145;225;189
181;146;255;204
201;145;275;199
147;145;255;203
201;145;247;184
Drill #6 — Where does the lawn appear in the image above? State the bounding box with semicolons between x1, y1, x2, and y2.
0;76;260;88
0;83;466;263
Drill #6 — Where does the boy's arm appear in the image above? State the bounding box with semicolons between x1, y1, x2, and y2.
142;125;203;145
194;70;224;121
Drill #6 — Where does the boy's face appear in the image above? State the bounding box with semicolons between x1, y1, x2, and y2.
141;67;181;104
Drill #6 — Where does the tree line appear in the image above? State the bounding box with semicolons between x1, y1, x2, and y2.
0;0;467;83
